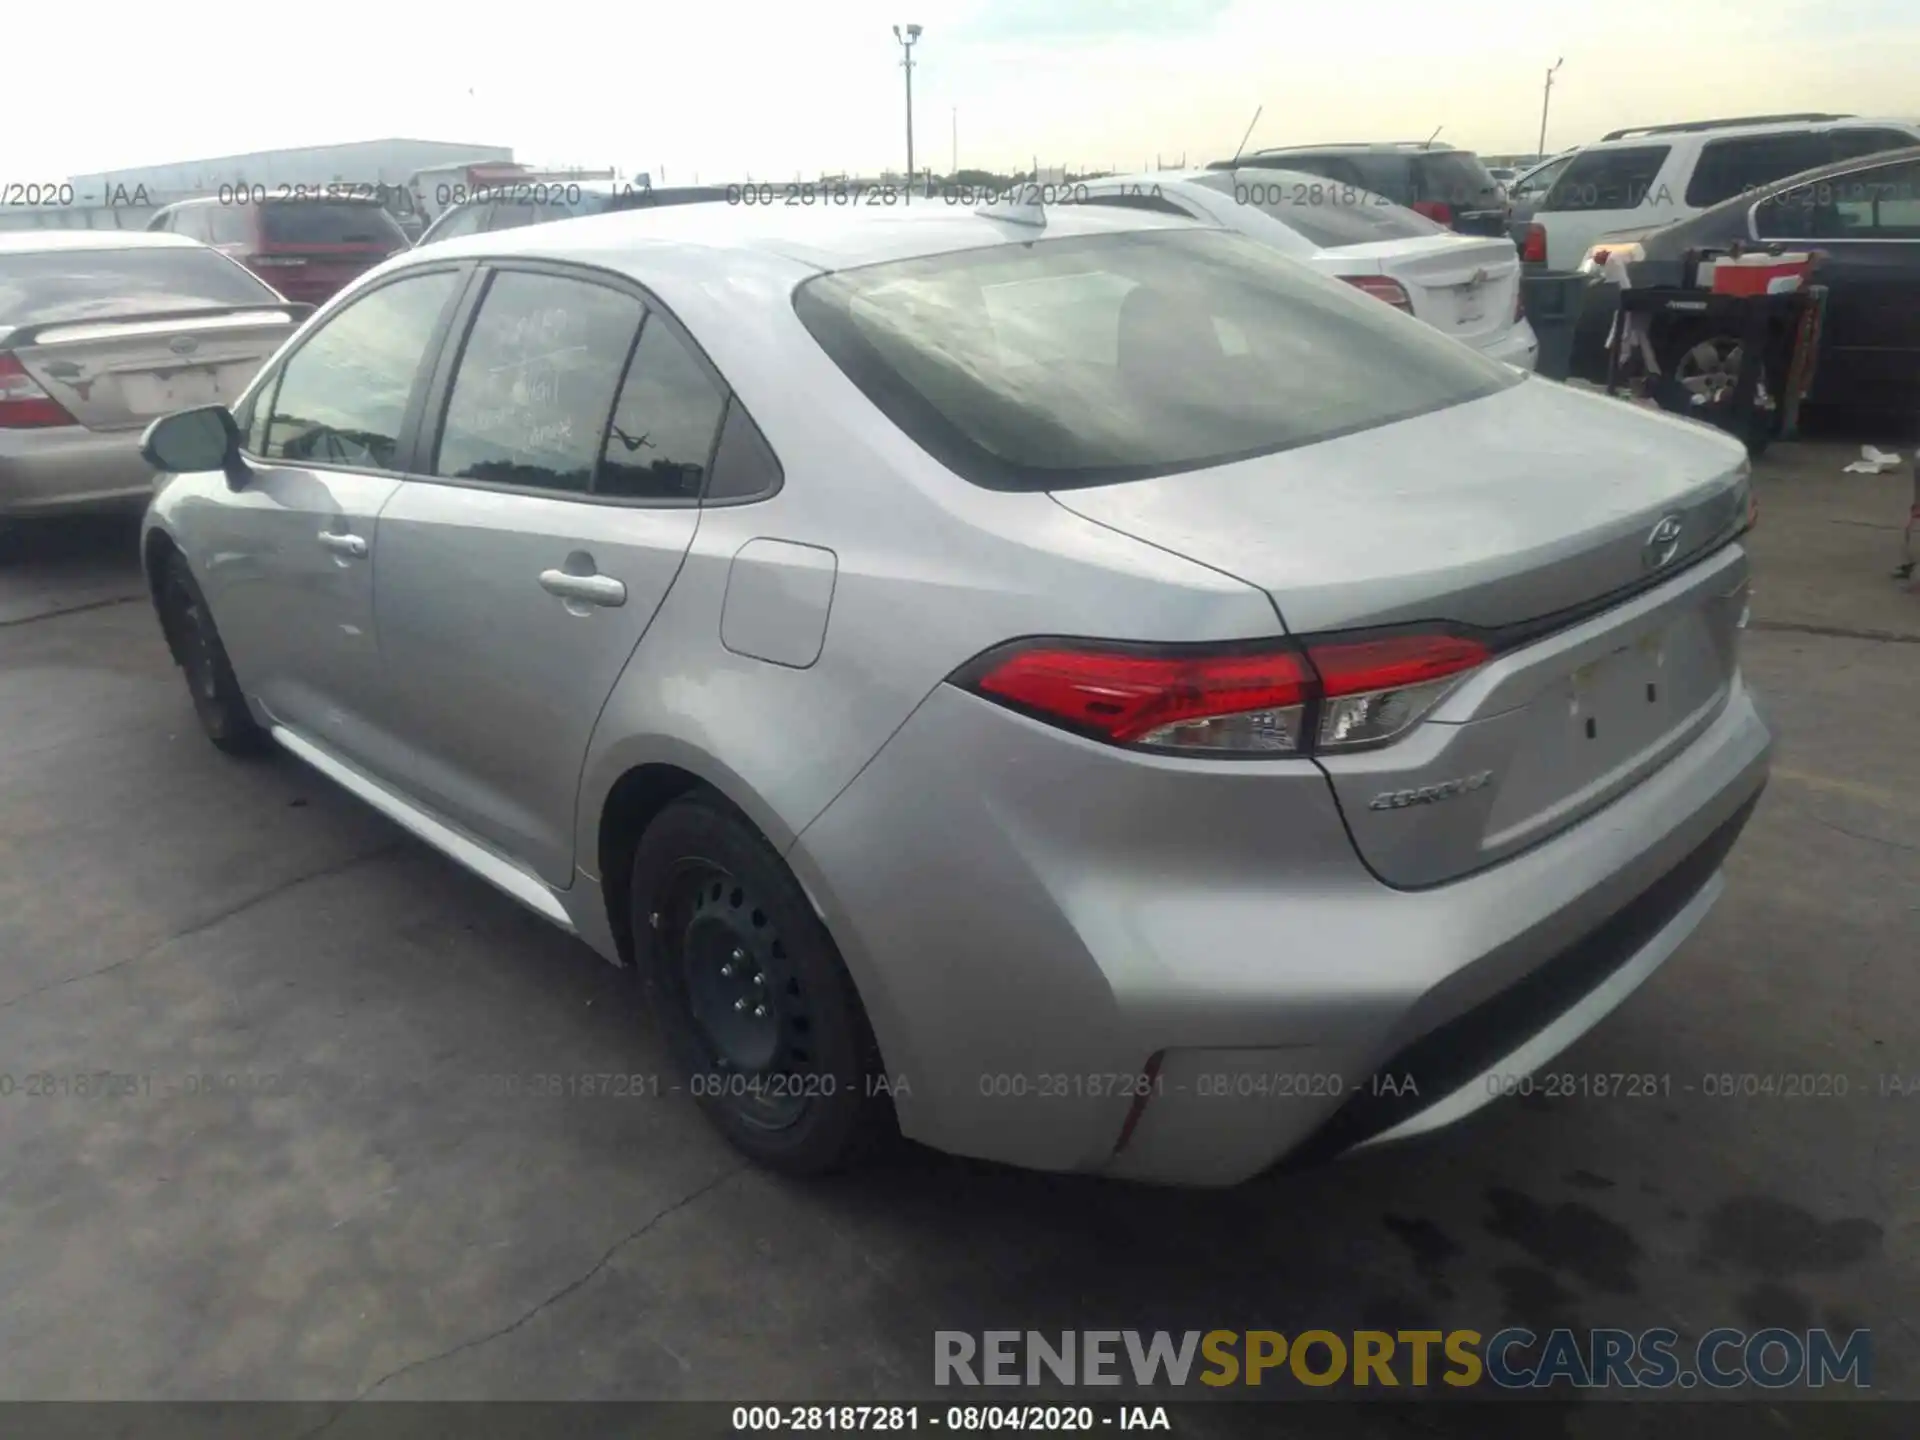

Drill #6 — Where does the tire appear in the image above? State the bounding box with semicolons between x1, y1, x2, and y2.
1654;325;1780;458
628;794;892;1175
155;550;270;756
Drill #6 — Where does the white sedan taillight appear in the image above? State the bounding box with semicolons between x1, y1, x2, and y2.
0;354;77;428
1340;275;1414;312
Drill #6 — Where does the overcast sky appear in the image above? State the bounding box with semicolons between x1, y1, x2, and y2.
11;0;1919;181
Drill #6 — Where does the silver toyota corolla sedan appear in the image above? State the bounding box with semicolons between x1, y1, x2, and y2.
137;200;1771;1186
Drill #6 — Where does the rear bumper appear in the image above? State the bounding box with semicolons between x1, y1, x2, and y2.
1476;318;1540;371
789;670;1771;1187
0;425;154;517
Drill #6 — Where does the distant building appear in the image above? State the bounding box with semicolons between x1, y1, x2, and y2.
65;138;514;206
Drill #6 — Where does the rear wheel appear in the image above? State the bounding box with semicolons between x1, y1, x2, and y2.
156;551;269;755
628;795;891;1175
1655;326;1782;459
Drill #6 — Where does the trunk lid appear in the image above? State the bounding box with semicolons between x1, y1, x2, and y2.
6;305;302;431
1322;234;1523;349
1050;377;1755;887
1048;376;1750;635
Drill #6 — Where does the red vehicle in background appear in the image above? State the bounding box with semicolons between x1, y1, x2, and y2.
145;196;409;305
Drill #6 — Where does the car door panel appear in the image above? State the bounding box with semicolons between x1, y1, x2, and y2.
373;490;698;881
201;265;470;770
369;265;724;886
1811;244;1920;409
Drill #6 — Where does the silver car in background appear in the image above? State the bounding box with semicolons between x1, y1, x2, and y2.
138;202;1770;1186
1;233;307;530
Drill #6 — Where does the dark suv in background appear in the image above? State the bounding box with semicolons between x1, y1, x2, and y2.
1213;142;1510;236
146;197;410;304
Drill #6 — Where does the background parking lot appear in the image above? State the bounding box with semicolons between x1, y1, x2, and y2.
0;442;1914;1420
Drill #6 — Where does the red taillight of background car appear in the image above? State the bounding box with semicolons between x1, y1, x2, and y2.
1341;275;1414;312
0;354;77;429
954;630;1490;756
1413;200;1454;225
1520;224;1547;264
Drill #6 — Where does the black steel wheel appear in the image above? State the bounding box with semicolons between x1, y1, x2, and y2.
629;794;892;1174
156;551;268;755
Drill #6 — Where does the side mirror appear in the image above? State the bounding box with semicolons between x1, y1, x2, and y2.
140;405;245;488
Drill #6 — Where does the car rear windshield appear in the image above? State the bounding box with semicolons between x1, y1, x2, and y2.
1413;152;1502;209
1247;187;1447;247
260;201;407;248
792;228;1520;492
1543;146;1672;211
0;247;280;326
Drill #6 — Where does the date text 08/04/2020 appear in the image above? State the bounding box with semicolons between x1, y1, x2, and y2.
730;1405;1171;1432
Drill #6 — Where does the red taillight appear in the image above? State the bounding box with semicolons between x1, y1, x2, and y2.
955;630;1489;756
1520;223;1547;264
1413;200;1454;225
966;642;1313;750
0;354;77;429
1341;275;1414;311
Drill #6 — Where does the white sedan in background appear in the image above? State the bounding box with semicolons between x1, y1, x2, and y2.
1063;170;1539;370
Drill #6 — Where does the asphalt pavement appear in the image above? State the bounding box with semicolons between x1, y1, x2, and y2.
0;443;1914;1432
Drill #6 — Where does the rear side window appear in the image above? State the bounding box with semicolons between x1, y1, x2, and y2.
793;229;1519;493
433;271;645;493
260;202;406;248
1412;153;1501;210
1686;133;1829;207
1543;146;1671;211
597;313;729;501
0;247;280;325
704;400;782;501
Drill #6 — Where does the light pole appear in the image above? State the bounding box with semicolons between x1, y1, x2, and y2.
892;24;922;194
1538;58;1563;159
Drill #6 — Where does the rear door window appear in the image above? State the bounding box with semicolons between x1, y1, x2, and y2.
0;246;281;325
260;202;406;248
1543;146;1671;211
432;270;645;493
1686;133;1829;207
793;228;1519;492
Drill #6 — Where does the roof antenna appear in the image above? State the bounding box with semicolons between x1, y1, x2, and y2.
1423;125;1443;149
1229;105;1264;168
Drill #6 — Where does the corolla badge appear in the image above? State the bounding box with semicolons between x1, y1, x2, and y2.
168;336;199;356
1643;514;1685;570
1369;770;1494;811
